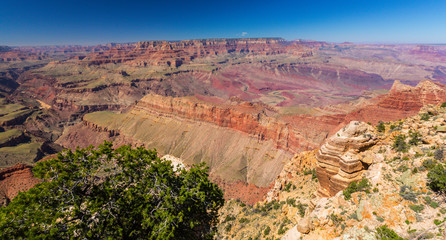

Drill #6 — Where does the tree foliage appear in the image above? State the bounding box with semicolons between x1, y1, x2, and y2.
428;163;446;194
0;142;224;239
392;134;408;152
343;178;371;200
375;225;406;240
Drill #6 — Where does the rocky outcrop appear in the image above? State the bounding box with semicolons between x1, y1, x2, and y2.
316;121;377;197
344;80;446;124
0;163;41;206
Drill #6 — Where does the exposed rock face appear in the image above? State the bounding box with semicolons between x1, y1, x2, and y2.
344;80;446;124
316;121;377;197
0;163;41;206
136;94;292;151
82;38;313;66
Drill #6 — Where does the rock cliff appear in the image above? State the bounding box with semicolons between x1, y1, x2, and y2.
0;163;41;206
82;38;312;66
315;121;377;197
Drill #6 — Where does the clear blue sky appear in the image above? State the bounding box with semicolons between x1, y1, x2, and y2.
1;0;446;46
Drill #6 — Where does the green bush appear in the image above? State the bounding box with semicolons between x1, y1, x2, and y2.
408;131;421;146
264;226;271;236
423;159;437;170
277;224;288;235
427;163;446;194
420;113;431;121
225;215;236;222
377;121;386;132
283;182;292;192
296;202;307;217
399;186;417;202
375;225;406;240
343;178;371;200
409;204;425;213
0;142;224;240
434;147;444;161
239;218;250;223
441;102;446;108
393;134;408;152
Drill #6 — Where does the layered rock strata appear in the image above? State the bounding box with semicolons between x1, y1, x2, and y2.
82;38;314;66
0;163;41;206
316;121;377;197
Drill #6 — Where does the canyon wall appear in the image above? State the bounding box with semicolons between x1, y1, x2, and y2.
0;163;41;206
82;38;314;66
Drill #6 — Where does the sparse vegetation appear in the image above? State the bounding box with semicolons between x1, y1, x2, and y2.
427;163;446;194
423;159;437;170
343;178;371;200
409;204;425;213
399;186;417;202
434;147;444;161
408;131;422;146
420;113;432;121
377;121;386;132
263;226;271;236
393;134;408;152
375;225;406;240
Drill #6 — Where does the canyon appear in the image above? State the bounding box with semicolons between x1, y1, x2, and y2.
1;38;446;205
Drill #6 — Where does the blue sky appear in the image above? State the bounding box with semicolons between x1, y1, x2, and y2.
1;0;445;45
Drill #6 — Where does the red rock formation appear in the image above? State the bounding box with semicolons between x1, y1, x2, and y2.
344;80;446;124
0;163;41;206
82;38;313;66
135;94;294;150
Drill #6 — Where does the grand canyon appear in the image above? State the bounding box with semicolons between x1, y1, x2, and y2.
2;38;446;239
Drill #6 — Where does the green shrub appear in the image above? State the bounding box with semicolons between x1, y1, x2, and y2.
225;215;236;222
396;165;409;172
422;159;437;170
423;196;439;208
427;163;446;194
393;134;408;152
283;182;292;192
277;224;288;235
225;224;232;232
409;204;425;213
328;213;343;225
434;147;444;161
286;198;296;207
434;219;444;225
239;218;250;223
399;186;417;202
296;202;307;217
376;216;385;222
343;178;371;200
420;113;431;121
264;226;271;236
441;102;446;108
408;131;421;146
377;121;386;132
375;225;406;240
